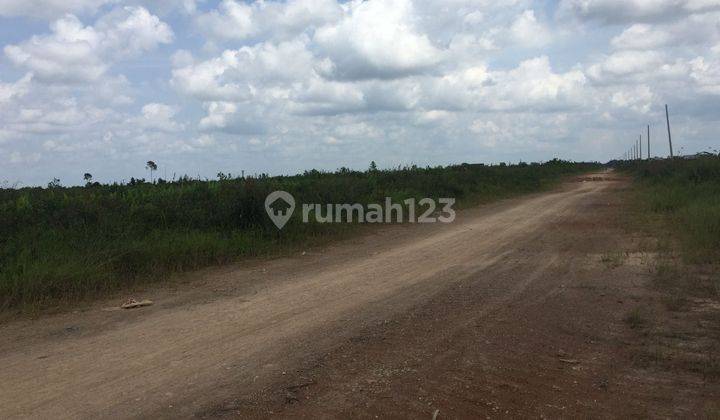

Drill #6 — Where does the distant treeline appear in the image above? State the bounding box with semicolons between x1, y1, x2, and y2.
1;159;598;311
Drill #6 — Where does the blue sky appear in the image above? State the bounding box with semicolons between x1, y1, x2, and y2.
1;0;719;186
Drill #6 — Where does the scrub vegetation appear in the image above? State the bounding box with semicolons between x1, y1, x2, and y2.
620;154;720;263
1;159;598;311
618;154;720;379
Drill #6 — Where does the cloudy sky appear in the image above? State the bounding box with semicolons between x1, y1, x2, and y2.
1;0;719;186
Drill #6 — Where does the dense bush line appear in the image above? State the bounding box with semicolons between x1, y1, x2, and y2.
616;155;720;262
1;160;597;310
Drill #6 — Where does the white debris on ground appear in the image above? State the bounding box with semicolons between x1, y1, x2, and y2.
120;298;154;309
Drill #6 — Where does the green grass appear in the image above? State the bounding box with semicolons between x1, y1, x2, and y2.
0;160;598;312
624;307;649;330
618;155;720;379
617;155;720;264
600;250;626;269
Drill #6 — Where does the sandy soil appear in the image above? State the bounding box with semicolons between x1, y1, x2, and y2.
1;172;717;419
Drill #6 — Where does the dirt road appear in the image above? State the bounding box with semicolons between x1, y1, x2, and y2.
1;172;716;418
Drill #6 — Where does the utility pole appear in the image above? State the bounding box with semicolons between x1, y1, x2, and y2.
665;104;674;158
639;134;642;160
647;124;650;159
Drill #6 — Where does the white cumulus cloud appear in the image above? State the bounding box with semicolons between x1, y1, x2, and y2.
4;7;173;83
314;0;444;80
0;0;114;19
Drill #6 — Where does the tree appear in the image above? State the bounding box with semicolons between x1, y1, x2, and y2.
369;161;378;172
146;161;157;183
83;173;93;185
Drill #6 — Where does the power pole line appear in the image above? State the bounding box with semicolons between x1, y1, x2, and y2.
647;124;650;159
639;134;642;160
665;104;674;158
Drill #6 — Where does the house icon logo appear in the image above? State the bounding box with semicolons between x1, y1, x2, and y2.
264;190;296;230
